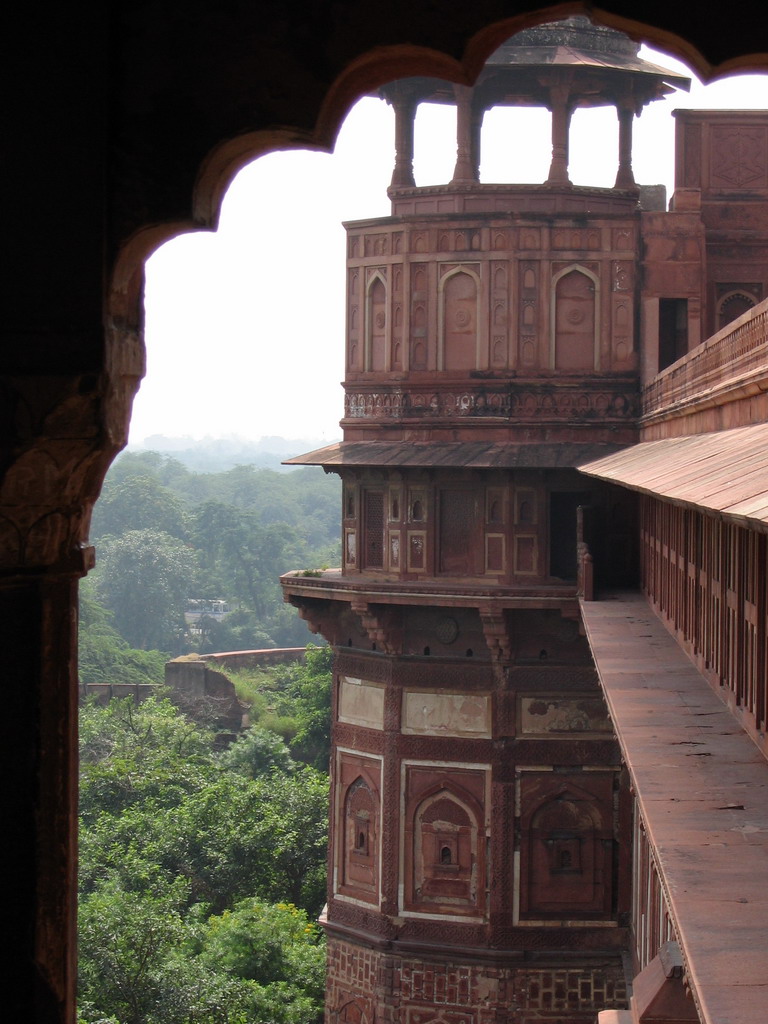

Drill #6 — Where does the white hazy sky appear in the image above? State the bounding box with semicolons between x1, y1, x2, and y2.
132;45;768;447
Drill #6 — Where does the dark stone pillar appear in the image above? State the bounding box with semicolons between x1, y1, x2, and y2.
0;344;140;1021
451;84;480;185
390;91;417;188
5;575;80;1022
615;102;637;189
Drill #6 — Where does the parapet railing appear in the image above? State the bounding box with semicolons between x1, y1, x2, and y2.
642;299;768;417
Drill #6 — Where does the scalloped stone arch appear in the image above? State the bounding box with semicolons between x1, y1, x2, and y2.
717;288;759;331
106;5;767;336
24;7;767;1023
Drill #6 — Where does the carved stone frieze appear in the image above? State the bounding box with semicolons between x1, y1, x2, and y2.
512;965;628;1013
343;385;639;422
336;650;393;684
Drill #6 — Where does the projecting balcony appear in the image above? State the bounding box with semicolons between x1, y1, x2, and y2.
280;567;585;663
281;566;579;609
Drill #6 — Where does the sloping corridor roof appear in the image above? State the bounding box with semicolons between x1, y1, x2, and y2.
581;593;768;1024
286;440;622;469
578;423;768;529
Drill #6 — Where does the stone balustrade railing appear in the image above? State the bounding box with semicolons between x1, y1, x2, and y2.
642;299;768;417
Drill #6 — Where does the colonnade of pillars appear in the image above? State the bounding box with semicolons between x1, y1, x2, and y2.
387;83;637;190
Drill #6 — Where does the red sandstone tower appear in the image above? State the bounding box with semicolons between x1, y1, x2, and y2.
281;18;696;1023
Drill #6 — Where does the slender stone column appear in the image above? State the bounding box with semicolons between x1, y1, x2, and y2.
547;83;573;185
390;90;417;188
615;102;637;188
470;104;484;182
451;84;479;184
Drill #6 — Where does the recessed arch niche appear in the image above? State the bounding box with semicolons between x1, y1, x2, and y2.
551;265;600;371
439;267;480;371
366;272;387;371
404;782;486;916
717;288;758;331
519;776;614;920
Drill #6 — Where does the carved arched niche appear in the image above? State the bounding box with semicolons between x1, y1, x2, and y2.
717;288;758;331
440;268;479;371
552;266;599;371
366;273;387;371
519;780;614;920
338;768;380;903
405;784;486;916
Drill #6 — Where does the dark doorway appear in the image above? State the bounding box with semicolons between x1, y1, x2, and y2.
659;298;688;371
549;491;590;580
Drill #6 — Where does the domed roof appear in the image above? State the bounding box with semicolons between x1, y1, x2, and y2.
380;16;688;111
490;15;641;64
482;15;689;99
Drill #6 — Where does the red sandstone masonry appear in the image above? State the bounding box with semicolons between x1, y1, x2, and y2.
327;937;627;1024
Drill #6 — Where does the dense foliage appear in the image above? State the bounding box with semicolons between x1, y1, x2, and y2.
85;450;340;658
79;683;331;1024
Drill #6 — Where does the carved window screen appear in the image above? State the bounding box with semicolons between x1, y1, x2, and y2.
363;491;385;569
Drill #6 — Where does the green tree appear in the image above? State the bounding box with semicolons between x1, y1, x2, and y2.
91;529;198;651
156;766;328;916
78;594;168;685
282;645;333;770
198;899;325;1023
78;878;191;1024
191;501;299;616
88;451;341;651
219;725;294;778
92;472;189;542
79;696;216;826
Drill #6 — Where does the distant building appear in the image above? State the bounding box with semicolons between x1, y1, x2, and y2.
282;17;768;1024
184;598;231;633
